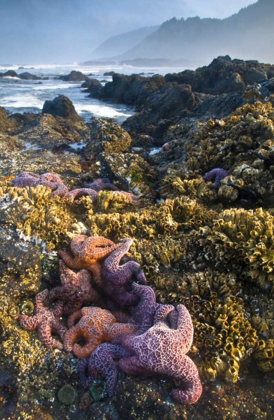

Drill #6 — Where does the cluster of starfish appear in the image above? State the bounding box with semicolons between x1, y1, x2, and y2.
18;235;202;405
11;172;140;203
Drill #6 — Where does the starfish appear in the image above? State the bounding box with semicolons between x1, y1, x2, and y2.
64;188;98;203
11;171;40;187
48;260;102;316
79;343;131;396
18;289;67;350
203;168;228;189
116;304;202;404
83;178;119;192
101;238;147;308
11;171;69;197
63;306;137;358
58;236;121;287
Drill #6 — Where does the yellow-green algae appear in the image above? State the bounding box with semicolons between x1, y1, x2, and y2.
1;101;274;418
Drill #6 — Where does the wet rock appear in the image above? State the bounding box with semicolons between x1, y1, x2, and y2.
59;70;90;82
42;95;83;124
82;79;103;97
0;70;18;78
19;72;41;81
84;117;132;156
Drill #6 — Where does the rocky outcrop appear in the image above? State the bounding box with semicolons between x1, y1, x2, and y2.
42;95;82;122
81;79;103;97
97;73;165;107
164;56;274;95
59;71;90;82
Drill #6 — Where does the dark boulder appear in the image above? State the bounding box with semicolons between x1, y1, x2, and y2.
103;71;115;76
0;70;18;78
42;95;82;122
59;70;89;82
19;72;41;81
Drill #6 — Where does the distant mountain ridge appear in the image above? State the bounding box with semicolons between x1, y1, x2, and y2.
116;0;274;64
90;25;160;60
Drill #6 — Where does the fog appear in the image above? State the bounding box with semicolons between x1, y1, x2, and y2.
0;0;256;64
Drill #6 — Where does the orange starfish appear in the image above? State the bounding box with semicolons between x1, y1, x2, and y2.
58;236;121;287
63;306;137;358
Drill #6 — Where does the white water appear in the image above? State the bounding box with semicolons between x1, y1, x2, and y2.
0;63;185;124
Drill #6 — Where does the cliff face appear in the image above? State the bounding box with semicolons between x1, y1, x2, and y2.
90;25;160;59
118;0;274;63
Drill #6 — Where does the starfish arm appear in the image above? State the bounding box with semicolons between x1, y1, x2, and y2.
154;304;174;324
89;262;103;287
18;314;40;330
110;311;131;323
170;356;202;404
65;188;98;203
104;239;133;272
106;323;138;341
67;310;82;328
37;321;63;349
87;343;130;397
175;305;194;352
51;183;69;198
58;250;83;270
59;260;81;287
79;358;94;388
51;300;64;318
118;355;145;375
52;319;67;341
86;287;102;306
136;270;147;284
63;325;80;351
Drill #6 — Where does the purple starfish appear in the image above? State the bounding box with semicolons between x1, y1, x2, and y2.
48;260;102;316
203;168;228;188
79;343;131;396
101;239;147;308
11;172;40;188
128;282;158;334
83;178;119;192
11;171;69;197
65;188;98;203
116;304;202;404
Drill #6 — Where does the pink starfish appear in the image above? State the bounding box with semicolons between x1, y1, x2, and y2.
18;290;67;349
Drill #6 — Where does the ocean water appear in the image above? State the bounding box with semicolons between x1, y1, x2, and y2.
0;63;185;124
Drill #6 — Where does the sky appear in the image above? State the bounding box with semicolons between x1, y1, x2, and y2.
0;0;256;64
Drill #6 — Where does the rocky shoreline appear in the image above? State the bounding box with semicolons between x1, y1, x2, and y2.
0;56;274;419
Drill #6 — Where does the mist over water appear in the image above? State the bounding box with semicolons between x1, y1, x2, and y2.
0;0;255;64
